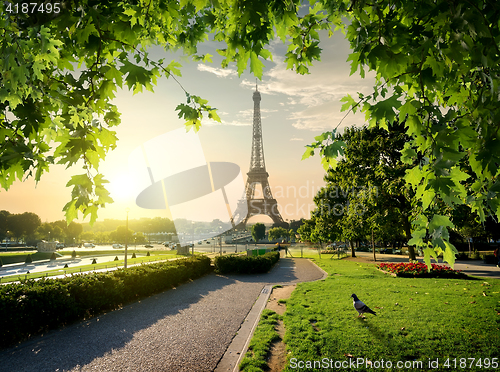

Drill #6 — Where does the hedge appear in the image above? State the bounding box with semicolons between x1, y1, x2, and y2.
214;252;280;275
0;256;211;349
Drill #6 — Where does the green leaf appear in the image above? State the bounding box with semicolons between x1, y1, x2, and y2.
443;240;458;269
208;109;221;123
302;147;315;160
340;94;356;112
166;60;182;77
421;188;435;210
250;52;264;78
404;166;423;189
63;200;78;224
428;214;454;231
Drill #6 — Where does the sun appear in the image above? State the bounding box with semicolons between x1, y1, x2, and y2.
107;173;138;201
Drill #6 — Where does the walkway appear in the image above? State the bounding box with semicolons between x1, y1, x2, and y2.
0;257;325;372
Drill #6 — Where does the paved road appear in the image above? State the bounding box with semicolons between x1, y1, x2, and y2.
0;257;324;372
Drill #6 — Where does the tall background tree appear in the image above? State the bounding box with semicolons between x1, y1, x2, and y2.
0;210;11;242
251;223;266;243
326;122;417;258
5;212;41;242
303;123;416;257
268;227;294;242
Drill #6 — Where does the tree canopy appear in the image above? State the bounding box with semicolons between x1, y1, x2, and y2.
1;0;499;268
301;123;415;256
251;223;266;243
268;226;294;242
302;0;500;268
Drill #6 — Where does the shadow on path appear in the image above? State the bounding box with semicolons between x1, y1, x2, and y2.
0;257;322;372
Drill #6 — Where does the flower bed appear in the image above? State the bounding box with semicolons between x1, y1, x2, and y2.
377;262;468;278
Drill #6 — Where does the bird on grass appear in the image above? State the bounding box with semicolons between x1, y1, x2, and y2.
351;294;376;317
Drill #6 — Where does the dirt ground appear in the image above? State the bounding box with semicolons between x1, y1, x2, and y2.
264;285;295;372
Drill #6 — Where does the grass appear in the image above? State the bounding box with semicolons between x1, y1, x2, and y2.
0;251;61;265
0;251;186;283
244;258;500;372
0;248;179;265
57;249;175;257
239;309;282;371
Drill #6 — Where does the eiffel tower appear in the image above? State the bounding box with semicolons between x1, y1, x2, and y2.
234;84;287;229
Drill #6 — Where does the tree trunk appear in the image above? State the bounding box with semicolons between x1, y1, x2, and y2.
404;216;416;260
350;240;356;257
372;229;376;262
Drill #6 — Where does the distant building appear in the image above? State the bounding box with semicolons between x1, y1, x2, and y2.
37;240;57;252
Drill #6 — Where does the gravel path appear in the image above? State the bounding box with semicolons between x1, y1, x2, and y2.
0;257;324;372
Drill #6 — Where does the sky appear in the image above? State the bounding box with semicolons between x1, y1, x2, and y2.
0;29;374;225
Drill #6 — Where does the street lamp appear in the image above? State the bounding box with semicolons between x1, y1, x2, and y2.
219;226;222;256
125;208;130;268
191;221;195;256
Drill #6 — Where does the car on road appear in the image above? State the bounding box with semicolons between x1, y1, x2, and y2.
145;244;153;248
112;244;124;249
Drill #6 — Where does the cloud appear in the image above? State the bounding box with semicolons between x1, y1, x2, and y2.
197;64;237;78
201;116;250;127
239;34;375;131
290;137;304;141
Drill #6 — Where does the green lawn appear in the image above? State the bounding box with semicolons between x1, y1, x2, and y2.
0;251;185;283
243;258;500;372
57;249;176;257
0;251;61;264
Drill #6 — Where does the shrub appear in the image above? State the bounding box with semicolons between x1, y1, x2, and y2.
50;252;57;260
72;250;77;259
131;253;136;259
0;255;211;349
25;255;32;264
214;252;280;274
483;254;496;264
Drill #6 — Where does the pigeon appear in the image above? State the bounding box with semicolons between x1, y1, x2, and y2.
351;293;376;317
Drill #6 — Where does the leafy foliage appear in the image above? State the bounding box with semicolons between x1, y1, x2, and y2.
268;226;293;242
214;251;279;275
302;1;500;268
251;222;266;243
303;124;418;257
1;0;499;261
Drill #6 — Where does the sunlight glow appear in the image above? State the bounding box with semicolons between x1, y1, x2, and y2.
108;173;138;201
